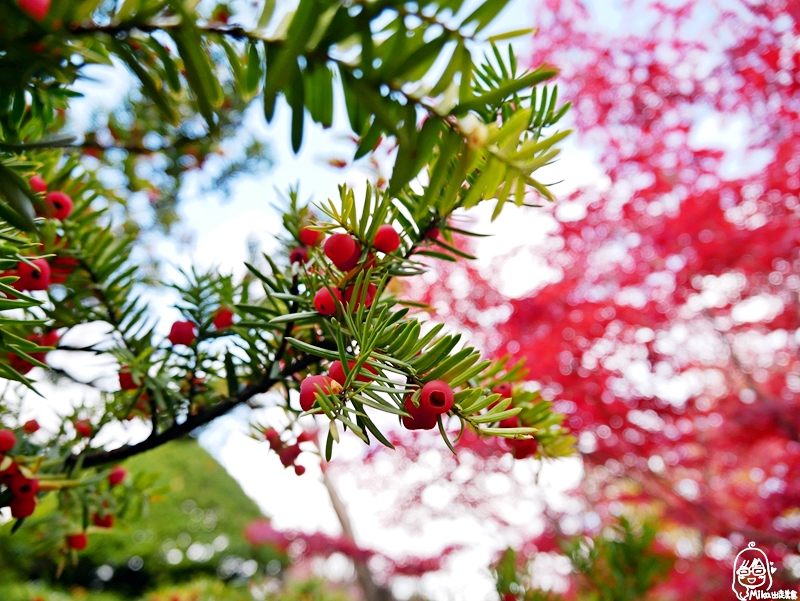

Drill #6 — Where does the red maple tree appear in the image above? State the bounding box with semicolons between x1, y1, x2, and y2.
400;0;800;597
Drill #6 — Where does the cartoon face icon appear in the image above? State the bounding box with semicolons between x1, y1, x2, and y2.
737;558;767;588
732;542;775;601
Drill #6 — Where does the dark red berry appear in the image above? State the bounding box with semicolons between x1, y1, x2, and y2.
29;175;47;193
16;259;50;291
509;437;538;459
45;191;73;220
10;474;39;497
0;429;17;453
213;307;234;330
23;419;39;434
30;330;59;362
50;255;79;284
18;0;50;22
67;532;88;550
419;380;454;414
168;320;196;346
493;383;513;398
294;464;306;476
93;513;114;528
75;419;92;438
313;287;342;316
343;283;377;310
10;495;36;518
401;395;438;431
299;375;335;412
426;228;440;241
108;465;127;486
119;367;138;391
290;247;309;263
296;431;315;444
373;224;400;253
324;234;361;271
299;227;323;246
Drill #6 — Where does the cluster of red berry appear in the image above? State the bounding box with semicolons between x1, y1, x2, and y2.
264;428;315;476
0;429;39;518
302;223;399;316
1;175;77;293
7;329;60;375
66;465;128;552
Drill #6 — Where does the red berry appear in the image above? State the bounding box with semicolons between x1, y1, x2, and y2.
45;191;73;220
343;283;377;310
427;228;440;241
509;437;538;459
289;247;309;264
8;353;33;375
10;474;39;497
168;320;197;346
18;0;50;21
213;307;234;330
278;444;302;467
30;330;59;362
493;383;513;398
29;175;47;193
0;460;20;481
294;464;306;476
16;259;50;291
50;255;79;284
296;430;315;444
23;419;39;434
419;380;454;415
373;224;401;253
0;429;17;453
119;367;138;391
299;226;323;246
67;533;88;551
324;234;361;271
10;495;36;519
108;465;127;486
299;375;335;412
328;360;375;386
401;395;438;431
313;287;342;316
75;419;92;438
92;513;115;528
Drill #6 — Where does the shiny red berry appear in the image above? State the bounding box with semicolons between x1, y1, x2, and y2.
75;419;92;438
18;0;50;22
213;307;234;330
426;228;440;241
401;395;438;431
313;287;342;316
16;259;50;291
168;320;196;346
289;247;309;264
23;419;39;434
93;513;115;528
328;359;375;386
324;234;361;271
343;283;377;310
299;375;335;412
373;225;400;253
0;429;17;453
299;227;323;246
419;380;454;414
67;532;88;550
509;437;538;459
10;474;39;497
29;175;47;193
294;464;306;476
278;444;302;467
45;191;73;220
10;495;36;518
108;465;127;486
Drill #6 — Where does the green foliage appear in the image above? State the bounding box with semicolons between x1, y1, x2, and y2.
493;518;674;601
0;440;276;595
